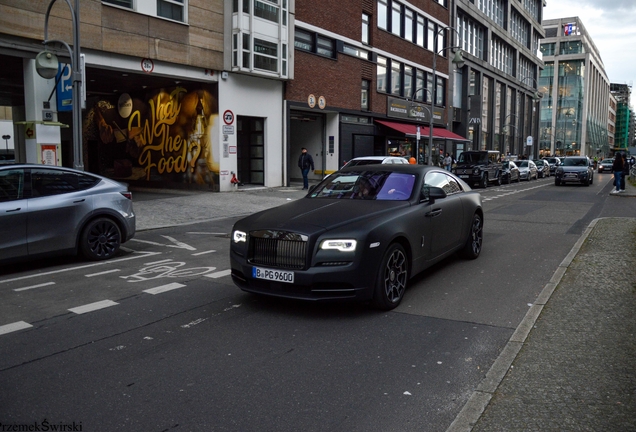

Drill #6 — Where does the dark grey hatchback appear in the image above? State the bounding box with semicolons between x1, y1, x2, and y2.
554;157;594;186
0;165;136;263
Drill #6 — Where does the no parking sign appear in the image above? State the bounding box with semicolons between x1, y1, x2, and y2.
223;110;234;125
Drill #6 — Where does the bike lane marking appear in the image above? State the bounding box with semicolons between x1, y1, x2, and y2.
85;269;121;277
68;300;119;315
13;282;56;292
192;250;216;256
204;269;232;278
0;321;33;335
143;282;187;295
130;235;196;250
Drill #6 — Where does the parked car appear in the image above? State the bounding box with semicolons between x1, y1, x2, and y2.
0;164;136;263
597;158;614;173
501;160;520;184
515;160;538;181
453;150;502;188
0;151;15;165
230;165;483;310
342;156;410;168
534;159;550;178
543;157;562;175
555;156;594;186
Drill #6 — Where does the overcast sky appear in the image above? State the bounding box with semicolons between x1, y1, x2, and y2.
543;0;636;86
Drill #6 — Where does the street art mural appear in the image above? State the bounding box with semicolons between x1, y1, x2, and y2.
84;85;219;190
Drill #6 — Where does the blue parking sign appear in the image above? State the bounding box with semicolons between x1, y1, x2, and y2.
56;63;73;112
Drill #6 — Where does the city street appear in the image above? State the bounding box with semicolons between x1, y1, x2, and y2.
0;173;634;431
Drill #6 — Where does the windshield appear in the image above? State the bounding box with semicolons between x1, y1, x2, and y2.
535;160;544;166
457;152;487;164
345;159;383;167
563;158;588;167
310;171;416;200
516;161;528;167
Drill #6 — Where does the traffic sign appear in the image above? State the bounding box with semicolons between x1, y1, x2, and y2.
56;63;72;112
223;110;234;125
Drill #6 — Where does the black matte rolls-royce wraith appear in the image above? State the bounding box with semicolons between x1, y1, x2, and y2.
230;165;483;310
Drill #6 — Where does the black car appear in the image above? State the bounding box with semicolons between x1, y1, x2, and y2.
555;157;594;186
230;165;483;310
453;150;502;188
534;159;550;178
501;160;520;183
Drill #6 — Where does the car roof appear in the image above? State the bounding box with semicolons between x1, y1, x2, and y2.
349;156;406;162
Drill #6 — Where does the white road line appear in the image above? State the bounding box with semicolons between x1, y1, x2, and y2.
192;250;217;256
186;232;227;235
85;269;121;277
0;321;33;335
204;269;232;279
143;282;186;295
13;282;56;292
0;251;162;284
68;300;119;315
145;259;174;265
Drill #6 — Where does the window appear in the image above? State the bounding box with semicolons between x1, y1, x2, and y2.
317;36;335;57
362;13;370;44
342;44;370;60
0;169;24;202
254;38;278;72
435;76;445;105
378;0;388;30
30;169;99;197
377;56;387;93
415;70;425;102
243;33;251;68
103;0;132;7
295;29;313;52
427;21;435;51
404;8;414;42
404;66;413;99
416;15;424;47
254;0;279;23
541;43;556;57
391;2;402;37
391;60;402;96
361;80;370;110
423;172;462;198
157;0;184;22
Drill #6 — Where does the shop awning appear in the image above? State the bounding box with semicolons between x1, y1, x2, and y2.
375;120;469;141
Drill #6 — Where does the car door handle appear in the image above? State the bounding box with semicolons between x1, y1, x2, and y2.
6;207;21;212
425;209;442;217
73;199;85;203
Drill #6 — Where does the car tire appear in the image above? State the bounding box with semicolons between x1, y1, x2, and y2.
495;174;502;186
555;179;561;186
506;175;511;185
460;213;483;260
80;217;122;260
516;174;521;183
372;243;408;310
584;177;590;187
480;173;488;188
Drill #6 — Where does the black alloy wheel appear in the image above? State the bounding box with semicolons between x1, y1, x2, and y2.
373;243;408;310
80;217;122;260
460;213;483;259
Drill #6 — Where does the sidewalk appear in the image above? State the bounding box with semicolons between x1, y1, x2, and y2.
449;216;636;431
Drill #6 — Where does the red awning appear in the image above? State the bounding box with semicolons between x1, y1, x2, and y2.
375;120;468;141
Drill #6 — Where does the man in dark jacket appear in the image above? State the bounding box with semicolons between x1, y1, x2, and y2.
298;147;314;190
620;153;629;192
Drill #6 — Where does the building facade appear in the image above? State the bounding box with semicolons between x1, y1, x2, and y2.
540;17;610;158
451;0;545;159
285;0;470;186
610;83;632;153
0;0;294;192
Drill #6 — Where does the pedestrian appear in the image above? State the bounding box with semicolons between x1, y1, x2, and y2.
620;153;629;192
298;147;314;190
611;153;623;194
443;152;452;171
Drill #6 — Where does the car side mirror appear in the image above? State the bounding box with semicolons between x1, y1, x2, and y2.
421;186;447;203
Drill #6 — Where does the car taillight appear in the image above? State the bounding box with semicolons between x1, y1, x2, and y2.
120;191;133;200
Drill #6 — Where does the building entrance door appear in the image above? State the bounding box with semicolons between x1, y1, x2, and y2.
237;116;264;185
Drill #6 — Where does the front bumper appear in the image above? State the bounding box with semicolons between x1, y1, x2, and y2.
556;172;589;183
230;249;377;302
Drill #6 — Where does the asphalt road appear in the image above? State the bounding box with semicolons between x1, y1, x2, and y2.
0;172;632;431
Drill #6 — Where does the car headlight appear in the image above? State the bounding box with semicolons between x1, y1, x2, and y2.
233;230;247;243
320;239;357;252
472;168;480;175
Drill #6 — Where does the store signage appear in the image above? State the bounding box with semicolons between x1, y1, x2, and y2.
564;23;576;36
386;97;442;124
118;93;133;118
223;125;234;134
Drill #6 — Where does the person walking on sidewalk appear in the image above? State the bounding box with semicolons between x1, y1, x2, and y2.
611;153;624;194
298;147;314;190
620;153;629;192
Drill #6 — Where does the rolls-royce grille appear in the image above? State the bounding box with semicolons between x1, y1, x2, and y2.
249;230;308;269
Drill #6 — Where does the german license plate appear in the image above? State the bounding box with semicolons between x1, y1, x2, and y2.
460;175;469;179
252;266;294;283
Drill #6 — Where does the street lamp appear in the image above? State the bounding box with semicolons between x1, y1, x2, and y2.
37;0;83;171
2;134;10;155
428;26;464;166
